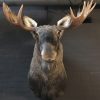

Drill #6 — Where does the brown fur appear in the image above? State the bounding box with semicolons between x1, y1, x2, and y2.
28;25;67;100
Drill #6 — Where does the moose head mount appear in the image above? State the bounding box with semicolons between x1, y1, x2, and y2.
3;0;96;100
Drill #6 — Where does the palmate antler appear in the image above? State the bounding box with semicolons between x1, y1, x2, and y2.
57;0;96;28
70;0;96;26
3;2;37;31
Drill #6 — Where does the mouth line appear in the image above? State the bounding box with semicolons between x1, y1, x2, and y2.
42;59;55;63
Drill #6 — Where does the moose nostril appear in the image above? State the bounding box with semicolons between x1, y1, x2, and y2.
44;58;55;63
42;55;55;61
41;52;57;62
46;59;54;63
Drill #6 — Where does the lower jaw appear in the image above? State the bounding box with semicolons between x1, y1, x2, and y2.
41;60;56;72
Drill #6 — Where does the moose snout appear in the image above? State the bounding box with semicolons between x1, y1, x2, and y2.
41;43;57;62
41;51;57;62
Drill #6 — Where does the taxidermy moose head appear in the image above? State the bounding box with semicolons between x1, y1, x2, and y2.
3;0;96;100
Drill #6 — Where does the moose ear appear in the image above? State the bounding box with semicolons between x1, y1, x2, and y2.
57;15;72;28
23;16;37;28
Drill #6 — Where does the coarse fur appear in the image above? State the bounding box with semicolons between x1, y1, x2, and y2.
28;25;67;100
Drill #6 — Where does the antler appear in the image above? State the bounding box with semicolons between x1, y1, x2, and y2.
3;2;37;31
3;2;18;25
70;0;96;27
57;0;96;28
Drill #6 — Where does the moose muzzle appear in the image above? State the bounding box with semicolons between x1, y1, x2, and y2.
41;42;57;62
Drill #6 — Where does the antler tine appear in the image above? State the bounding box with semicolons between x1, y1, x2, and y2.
88;0;94;9
90;2;96;12
78;1;86;17
70;7;76;18
70;1;86;18
3;2;10;20
17;5;25;28
84;0;96;18
87;1;89;6
17;5;35;31
3;2;18;25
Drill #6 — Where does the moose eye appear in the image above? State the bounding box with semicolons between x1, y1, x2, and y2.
57;30;63;38
57;30;62;34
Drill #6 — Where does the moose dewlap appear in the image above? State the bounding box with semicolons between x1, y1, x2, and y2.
3;0;96;100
